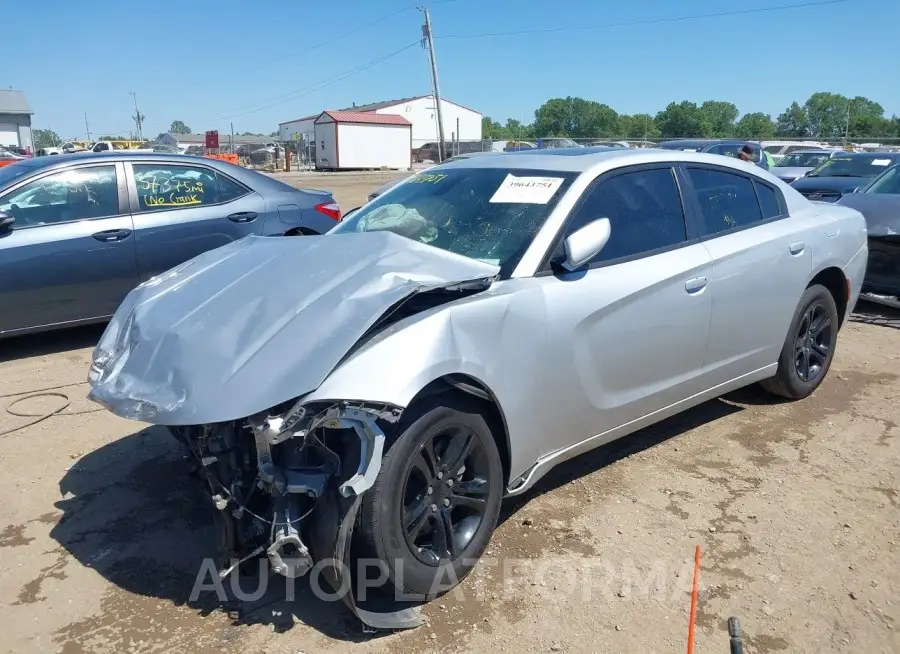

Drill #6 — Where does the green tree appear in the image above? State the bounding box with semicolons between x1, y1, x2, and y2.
169;120;192;134
533;97;618;138
617;113;660;139
482;116;502;138
655;101;711;138
699;101;739;137
803;92;851;138
33;129;61;149
506;118;526;139
775;102;809;137
735;112;777;139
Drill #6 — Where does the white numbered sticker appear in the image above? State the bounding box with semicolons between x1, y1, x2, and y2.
872;158;892;166
489;174;565;204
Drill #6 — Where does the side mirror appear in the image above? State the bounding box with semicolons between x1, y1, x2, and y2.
0;211;14;231
562;218;611;271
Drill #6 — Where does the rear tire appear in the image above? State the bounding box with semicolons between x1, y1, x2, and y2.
760;284;839;399
357;393;503;599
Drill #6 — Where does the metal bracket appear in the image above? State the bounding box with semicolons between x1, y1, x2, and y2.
322;407;387;497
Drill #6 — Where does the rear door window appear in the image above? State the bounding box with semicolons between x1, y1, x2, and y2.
687;168;763;235
132;163;220;212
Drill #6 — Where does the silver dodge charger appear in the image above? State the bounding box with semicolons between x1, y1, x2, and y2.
88;147;868;628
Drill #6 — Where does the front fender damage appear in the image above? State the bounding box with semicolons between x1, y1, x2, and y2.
178;399;424;631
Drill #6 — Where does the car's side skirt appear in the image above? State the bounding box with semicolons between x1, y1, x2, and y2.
504;363;778;497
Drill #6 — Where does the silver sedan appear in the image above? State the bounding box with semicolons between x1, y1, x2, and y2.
88;147;868;629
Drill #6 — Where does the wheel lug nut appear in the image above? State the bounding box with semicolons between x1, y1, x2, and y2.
437;471;444;480
446;478;454;487
427;486;433;495
442;498;450;507
430;503;438;512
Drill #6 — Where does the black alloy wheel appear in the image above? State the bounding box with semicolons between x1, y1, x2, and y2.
761;283;839;400
401;425;491;566
357;393;504;597
793;302;833;382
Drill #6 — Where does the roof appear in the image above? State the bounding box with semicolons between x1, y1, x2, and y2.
337;96;426;112
280;95;481;126
279;114;320;127
434;146;788;174
3;153;295;194
0;90;33;115
338;95;482;115
316;111;411;126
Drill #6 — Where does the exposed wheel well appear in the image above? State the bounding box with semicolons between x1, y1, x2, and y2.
403;375;511;487
283;227;318;236
809;267;848;327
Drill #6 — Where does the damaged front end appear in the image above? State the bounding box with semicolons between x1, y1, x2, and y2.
171;398;425;629
86;232;501;630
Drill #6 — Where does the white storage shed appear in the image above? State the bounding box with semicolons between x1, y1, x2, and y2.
278;114;318;144
314;111;412;171
338;96;482;149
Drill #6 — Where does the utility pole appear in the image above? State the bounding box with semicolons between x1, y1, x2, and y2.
418;6;446;162
843;100;852;148
130;92;145;142
84;113;91;143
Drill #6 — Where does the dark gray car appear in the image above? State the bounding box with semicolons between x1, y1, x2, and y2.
0;152;341;337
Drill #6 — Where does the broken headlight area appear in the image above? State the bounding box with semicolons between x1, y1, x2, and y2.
169;399;424;629
171;399;398;575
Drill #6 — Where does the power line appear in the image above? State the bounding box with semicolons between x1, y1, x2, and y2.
156;1;460;95
185;40;422;124
436;0;847;39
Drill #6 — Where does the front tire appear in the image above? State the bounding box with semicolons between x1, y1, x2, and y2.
358;393;503;598
760;284;839;399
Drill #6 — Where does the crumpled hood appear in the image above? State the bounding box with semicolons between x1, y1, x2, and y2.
87;232;500;425
836;193;900;237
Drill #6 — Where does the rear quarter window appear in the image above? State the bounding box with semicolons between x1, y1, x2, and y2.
754;182;782;219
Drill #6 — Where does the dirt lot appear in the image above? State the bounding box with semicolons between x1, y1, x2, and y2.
1;171;898;654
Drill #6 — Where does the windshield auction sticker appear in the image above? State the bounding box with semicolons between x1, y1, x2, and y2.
489;174;565;204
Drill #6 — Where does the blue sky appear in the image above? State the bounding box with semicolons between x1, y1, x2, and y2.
5;0;897;139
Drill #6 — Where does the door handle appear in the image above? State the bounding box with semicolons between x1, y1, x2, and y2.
685;276;708;294
227;211;258;223
92;229;132;242
789;241;806;255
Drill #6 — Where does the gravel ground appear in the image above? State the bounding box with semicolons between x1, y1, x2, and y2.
0;171;897;654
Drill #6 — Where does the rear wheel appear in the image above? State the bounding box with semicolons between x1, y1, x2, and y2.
357;393;503;598
760;284;839;399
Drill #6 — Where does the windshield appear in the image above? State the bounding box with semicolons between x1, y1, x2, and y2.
775;152;831;168
331;167;578;276
862;164;900;194
808;156;898;178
